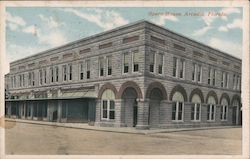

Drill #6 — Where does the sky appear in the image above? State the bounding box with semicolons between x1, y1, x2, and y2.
4;7;243;74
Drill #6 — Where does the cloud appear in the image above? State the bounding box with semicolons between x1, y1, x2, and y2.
22;25;38;35
218;19;242;32
62;8;129;30
192;26;212;37
208;37;242;58
38;31;68;47
221;7;241;15
38;14;64;29
6;12;26;31
153;15;179;26
218;26;228;32
227;19;242;29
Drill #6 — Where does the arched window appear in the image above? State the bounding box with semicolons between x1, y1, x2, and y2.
191;94;201;121
172;92;184;121
221;98;228;121
207;96;216;121
101;89;115;120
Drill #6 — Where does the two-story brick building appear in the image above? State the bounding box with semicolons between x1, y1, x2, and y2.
5;20;242;129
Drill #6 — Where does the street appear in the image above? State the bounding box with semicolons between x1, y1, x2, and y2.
5;121;241;155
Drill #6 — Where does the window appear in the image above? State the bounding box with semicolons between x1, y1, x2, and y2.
79;62;84;80
19;75;22;87
233;74;236;89
101;89;115;120
237;76;240;90
173;57;177;77
172;92;184;121
191;94;201;121
192;63;196;81
225;72;228;88
50;67;54;83
14;76;16;88
32;72;35;86
207;96;216;121
99;57;104;77
133;50;139;72
28;73;31;86
179;59;185;79
63;65;67;81
86;60;90;79
197;65;202;82
107;56;112;75
220;98;228;121
208;68;211;85
62;102;67;118
55;66;59;82
149;51;155;73
69;64;72;80
221;72;225;87
157;54;163;74
39;69;43;85
22;74;25;87
212;69;216;86
44;69;47;84
11;76;13;88
123;53;129;73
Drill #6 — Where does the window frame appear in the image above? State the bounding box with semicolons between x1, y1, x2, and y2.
172;101;184;122
132;50;139;73
207;104;216;121
123;52;129;74
101;99;115;121
191;103;201;122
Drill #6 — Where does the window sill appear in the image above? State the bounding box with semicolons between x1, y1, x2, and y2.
191;120;201;122
172;120;184;123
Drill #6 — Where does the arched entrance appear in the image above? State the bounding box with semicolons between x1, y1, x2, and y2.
121;88;138;127
148;88;163;128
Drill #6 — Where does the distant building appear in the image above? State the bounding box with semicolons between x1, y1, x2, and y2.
5;20;242;129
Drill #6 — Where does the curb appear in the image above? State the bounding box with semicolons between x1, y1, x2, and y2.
5;118;241;135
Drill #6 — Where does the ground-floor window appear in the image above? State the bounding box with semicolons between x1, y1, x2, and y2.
172;101;183;121
101;89;116;121
102;100;115;120
220;105;228;121
207;104;216;121
191;103;201;121
62;102;67;118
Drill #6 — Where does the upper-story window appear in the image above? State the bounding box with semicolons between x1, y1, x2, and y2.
149;51;155;73
99;57;104;77
107;56;112;76
179;59;185;79
69;64;72;81
44;69;47;84
11;76;13;88
123;53;129;74
28;72;31;86
208;68;216;86
233;74;236;89
197;65;202;82
50;67;54;83
39;69;43;85
132;50;139;73
221;72;225;88
86;60;90;79
79;62;84;80
191;94;201;121
31;72;35;86
212;69;216;86
19;75;22;87
63;65;67;81
157;54;163;74
208;68;211;85
173;57;177;77
221;72;229;88
55;66;59;82
22;74;25;87
236;75;241;90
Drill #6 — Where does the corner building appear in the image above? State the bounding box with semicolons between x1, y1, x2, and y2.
5;21;242;129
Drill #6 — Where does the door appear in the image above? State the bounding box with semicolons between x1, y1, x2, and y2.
133;100;138;127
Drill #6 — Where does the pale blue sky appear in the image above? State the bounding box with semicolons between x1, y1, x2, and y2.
5;7;243;74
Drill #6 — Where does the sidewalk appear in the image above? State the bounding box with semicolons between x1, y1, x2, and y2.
5;118;241;135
